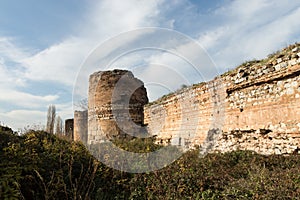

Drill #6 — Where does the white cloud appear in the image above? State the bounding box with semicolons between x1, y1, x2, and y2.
22;37;90;86
0;37;30;62
197;0;300;70
0;88;59;108
85;0;163;37
55;102;74;121
0;109;46;131
0;102;74;132
0;0;166;130
22;0;165;87
0;38;60;110
0;37;29;88
143;37;218;81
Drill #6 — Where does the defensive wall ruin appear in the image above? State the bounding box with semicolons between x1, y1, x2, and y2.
87;70;148;145
74;43;300;155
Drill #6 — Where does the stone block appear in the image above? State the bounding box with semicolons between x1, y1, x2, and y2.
288;59;297;66
277;58;283;63
292;47;298;52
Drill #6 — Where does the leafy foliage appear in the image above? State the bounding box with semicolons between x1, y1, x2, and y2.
130;150;300;199
1;127;300;199
0;129;103;199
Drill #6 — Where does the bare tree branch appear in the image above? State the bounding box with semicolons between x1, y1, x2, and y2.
46;105;56;134
74;98;88;111
55;115;63;136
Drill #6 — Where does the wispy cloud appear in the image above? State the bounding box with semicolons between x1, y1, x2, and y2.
0;37;29;89
0;88;58;108
198;0;300;69
22;37;89;86
0;37;30;62
0;0;166;129
0;109;46;131
21;0;166;87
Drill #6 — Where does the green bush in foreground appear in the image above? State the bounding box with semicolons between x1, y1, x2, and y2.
130;150;300;199
0;130;99;199
0;129;300;199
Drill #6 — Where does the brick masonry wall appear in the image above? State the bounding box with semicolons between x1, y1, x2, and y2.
87;70;148;145
74;110;88;145
144;79;225;148
144;44;300;154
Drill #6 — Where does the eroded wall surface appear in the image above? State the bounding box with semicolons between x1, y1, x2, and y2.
88;70;148;145
74;110;88;145
144;80;225;148
144;44;300;154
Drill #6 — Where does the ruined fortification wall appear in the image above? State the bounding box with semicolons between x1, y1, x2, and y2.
88;70;148;145
144;79;225;147
145;44;300;154
80;44;300;154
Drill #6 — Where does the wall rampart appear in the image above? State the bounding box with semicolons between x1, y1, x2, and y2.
144;44;300;154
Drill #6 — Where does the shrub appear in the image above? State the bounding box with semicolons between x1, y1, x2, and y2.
1;128;300;199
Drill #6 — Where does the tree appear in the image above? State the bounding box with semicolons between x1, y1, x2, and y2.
181;84;188;89
75;98;88;111
46;105;56;134
55;116;63;136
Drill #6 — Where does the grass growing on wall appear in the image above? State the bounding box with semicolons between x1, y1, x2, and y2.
1;127;300;199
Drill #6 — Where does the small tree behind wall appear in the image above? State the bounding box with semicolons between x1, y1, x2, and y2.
74;98;88;111
46;105;56;134
55;115;63;136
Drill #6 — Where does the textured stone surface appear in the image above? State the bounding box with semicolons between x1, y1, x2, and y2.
144;79;226;148
144;43;300;154
211;129;300;155
74;110;88;144
88;69;148;144
74;43;300;155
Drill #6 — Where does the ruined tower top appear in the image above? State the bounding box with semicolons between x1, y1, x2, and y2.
88;69;148;144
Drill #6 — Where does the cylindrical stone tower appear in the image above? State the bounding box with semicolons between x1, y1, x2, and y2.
74;110;88;145
88;69;148;144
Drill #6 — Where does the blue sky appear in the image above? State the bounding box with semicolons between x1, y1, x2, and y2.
1;0;300;131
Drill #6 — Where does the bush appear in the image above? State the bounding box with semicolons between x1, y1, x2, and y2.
1;130;99;199
1;128;300;199
129;150;300;199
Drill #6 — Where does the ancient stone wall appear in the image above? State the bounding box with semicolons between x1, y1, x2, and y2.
88;70;148;145
144;79;225;148
74;110;88;145
144;43;300;154
79;44;300;154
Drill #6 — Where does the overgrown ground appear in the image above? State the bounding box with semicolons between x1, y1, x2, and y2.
1;127;300;199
